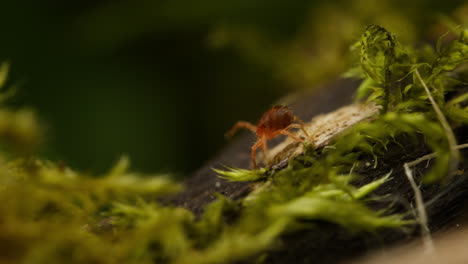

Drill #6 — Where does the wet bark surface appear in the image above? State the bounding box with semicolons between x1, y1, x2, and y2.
169;78;468;264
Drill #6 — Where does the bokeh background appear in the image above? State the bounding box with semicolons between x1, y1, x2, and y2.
0;0;466;177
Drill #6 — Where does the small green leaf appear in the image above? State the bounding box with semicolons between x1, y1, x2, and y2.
213;167;267;182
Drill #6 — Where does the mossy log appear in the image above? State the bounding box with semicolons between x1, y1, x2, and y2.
170;79;468;264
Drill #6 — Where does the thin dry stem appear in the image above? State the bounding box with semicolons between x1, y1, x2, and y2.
414;68;459;179
407;144;468;167
404;163;434;253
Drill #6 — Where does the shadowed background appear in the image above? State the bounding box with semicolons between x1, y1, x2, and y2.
0;0;465;176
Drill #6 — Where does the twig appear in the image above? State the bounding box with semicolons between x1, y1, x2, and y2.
406;143;468;168
404;163;434;253
414;69;459;179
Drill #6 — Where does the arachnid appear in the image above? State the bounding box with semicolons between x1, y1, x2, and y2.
227;105;310;168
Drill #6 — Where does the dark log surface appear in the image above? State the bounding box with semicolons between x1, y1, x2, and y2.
170;79;468;264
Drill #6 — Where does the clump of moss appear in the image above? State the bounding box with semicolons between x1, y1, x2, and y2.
214;24;467;260
349;24;467;182
0;24;467;264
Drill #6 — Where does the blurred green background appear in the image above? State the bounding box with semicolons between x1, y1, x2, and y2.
0;0;466;176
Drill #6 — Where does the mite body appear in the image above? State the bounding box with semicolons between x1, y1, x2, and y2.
227;105;309;168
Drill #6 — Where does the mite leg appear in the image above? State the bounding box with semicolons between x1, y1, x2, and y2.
226;121;256;138
281;123;309;141
251;139;264;169
293;116;310;138
285;124;307;137
280;129;304;142
259;136;269;162
261;136;268;153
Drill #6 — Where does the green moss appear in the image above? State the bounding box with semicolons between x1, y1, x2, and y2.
211;24;467;260
213;167;267;182
0;24;467;263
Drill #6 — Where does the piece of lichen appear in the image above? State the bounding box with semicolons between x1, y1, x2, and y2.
0;23;467;264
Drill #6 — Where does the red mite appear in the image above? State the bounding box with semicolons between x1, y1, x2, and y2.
226;105;310;168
